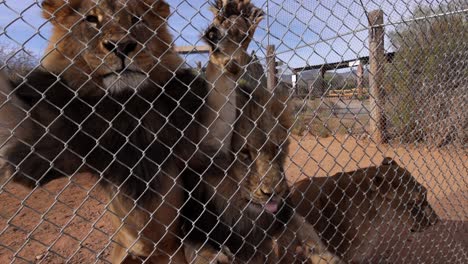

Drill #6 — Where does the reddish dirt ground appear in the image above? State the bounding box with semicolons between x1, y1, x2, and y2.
0;135;466;263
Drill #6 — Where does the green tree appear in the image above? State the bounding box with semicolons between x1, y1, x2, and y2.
385;3;467;146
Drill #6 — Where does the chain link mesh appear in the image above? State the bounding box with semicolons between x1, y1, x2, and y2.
0;0;466;263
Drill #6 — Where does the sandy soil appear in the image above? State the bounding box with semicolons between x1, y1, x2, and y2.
0;135;466;263
285;134;467;263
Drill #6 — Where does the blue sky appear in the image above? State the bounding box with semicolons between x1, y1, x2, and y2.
0;0;442;70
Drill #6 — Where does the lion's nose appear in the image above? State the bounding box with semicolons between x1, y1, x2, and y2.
103;40;137;57
260;187;273;197
260;183;287;197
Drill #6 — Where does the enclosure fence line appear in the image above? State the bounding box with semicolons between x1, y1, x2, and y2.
0;0;466;263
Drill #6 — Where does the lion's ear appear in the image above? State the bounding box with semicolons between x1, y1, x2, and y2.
381;157;398;166
144;0;171;18
42;0;80;22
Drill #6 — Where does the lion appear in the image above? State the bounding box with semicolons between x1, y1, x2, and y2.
0;0;216;263
181;3;340;263
183;240;233;264
183;81;340;264
289;158;440;263
201;0;264;155
182;80;296;263
40;0;183;94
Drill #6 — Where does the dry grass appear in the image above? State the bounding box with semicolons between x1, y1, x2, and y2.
291;97;369;138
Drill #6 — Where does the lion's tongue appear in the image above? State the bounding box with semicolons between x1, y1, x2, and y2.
265;201;279;213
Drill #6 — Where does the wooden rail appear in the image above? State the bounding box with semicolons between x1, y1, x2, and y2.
291;52;395;74
175;45;210;54
368;10;387;143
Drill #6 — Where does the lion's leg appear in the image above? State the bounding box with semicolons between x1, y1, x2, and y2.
276;213;343;264
146;248;187;263
183;241;234;264
201;0;265;155
111;240;186;264
107;170;187;264
264;245;280;264
274;225;310;263
109;235;130;263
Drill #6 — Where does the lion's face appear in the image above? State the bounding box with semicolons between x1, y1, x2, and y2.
232;95;291;215
42;0;182;93
237;137;289;215
373;158;439;232
203;0;264;73
204;15;250;57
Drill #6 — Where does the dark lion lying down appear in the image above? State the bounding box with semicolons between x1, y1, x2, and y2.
290;158;440;263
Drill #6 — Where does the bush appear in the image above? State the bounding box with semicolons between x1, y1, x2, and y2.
0;44;38;81
385;3;467;147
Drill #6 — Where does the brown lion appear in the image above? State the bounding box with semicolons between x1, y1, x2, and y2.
290;158;440;263
0;0;213;263
202;0;264;155
182;80;299;263
40;0;183;94
183;82;339;263
181;2;340;263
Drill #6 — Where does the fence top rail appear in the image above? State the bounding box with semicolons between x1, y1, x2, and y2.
175;45;210;54
292;51;395;73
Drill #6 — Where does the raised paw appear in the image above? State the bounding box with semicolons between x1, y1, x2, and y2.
204;0;264;51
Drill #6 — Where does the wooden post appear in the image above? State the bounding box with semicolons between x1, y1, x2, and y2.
267;45;277;91
356;62;364;98
320;67;326;78
368;10;387;143
319;67;327;97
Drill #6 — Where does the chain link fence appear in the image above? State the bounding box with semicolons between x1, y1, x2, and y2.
0;0;466;263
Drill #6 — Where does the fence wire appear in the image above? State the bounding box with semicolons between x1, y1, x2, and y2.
0;0;466;263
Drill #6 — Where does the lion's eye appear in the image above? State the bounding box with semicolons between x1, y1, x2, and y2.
131;15;142;26
276;145;282;153
239;149;251;161
86;15;99;24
